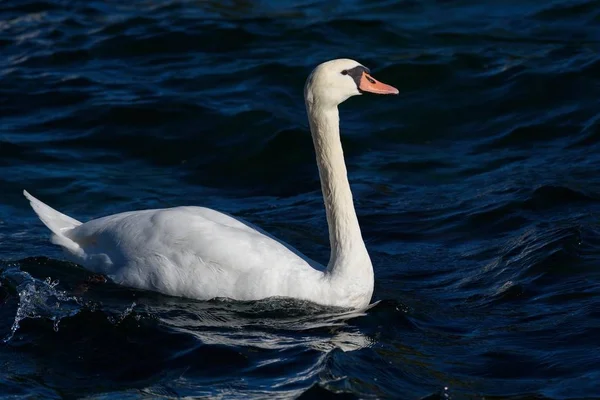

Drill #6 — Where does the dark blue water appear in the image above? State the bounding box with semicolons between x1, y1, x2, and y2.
2;0;600;398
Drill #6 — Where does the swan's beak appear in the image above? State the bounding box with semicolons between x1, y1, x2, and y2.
359;72;399;95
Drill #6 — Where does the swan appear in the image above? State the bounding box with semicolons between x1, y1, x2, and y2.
23;58;399;309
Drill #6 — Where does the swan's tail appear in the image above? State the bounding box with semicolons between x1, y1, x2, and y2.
23;190;84;256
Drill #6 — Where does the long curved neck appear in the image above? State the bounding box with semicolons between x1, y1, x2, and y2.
306;103;370;275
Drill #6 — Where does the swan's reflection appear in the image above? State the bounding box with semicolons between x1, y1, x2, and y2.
148;297;376;353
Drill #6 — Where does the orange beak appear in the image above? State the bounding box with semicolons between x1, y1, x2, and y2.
359;71;399;95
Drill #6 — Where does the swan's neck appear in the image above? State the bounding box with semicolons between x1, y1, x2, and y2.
306;103;372;281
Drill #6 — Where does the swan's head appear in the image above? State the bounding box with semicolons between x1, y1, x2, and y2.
304;58;398;108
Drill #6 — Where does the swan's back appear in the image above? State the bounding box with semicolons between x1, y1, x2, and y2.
64;206;326;300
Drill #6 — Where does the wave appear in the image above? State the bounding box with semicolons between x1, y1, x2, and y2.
2;0;600;398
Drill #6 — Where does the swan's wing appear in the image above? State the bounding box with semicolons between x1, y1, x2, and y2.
64;206;322;299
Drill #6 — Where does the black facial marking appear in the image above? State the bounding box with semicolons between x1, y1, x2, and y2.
343;65;371;92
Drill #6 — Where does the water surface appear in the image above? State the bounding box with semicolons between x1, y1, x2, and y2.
1;0;600;398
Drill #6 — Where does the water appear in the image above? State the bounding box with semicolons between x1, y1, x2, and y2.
1;0;600;398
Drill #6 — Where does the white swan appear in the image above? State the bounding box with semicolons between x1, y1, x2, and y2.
24;59;398;309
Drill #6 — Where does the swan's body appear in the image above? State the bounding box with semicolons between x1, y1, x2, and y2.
24;59;398;309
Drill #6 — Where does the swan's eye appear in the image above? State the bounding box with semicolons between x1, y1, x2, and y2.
341;70;348;75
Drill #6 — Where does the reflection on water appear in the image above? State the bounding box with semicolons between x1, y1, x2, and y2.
156;299;376;352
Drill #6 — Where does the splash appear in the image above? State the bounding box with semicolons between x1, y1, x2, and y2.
3;271;81;342
107;301;137;324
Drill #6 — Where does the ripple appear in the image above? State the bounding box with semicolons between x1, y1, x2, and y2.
533;1;600;20
2;0;600;398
